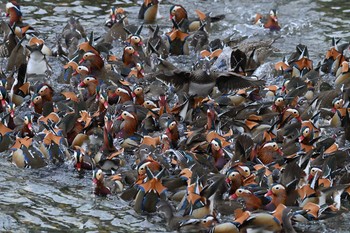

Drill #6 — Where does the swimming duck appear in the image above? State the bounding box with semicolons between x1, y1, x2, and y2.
127;63;145;79
132;85;145;105
6;1;37;38
134;167;167;213
169;5;189;30
122;45;139;70
26;43;52;82
115;110;138;139
335;61;350;85
264;184;287;211
254;9;281;31
11;136;46;169
230;188;263;211
138;0;159;23
105;6;127;28
169;5;224;32
93;169;124;196
166;19;189;56
73;147;95;174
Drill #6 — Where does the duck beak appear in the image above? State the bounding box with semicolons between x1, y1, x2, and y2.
299;135;305;142
1;99;6;107
111;14;116;22
307;174;314;181
140;69;145;76
76;162;82;171
104;101;109;109
264;190;273;197
78;81;86;87
93;178;98;184
27;123;33;131
10;110;14;118
230;193;238;200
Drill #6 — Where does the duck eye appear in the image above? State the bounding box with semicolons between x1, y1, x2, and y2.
145;148;148;151
276;186;279;190
238;190;242;193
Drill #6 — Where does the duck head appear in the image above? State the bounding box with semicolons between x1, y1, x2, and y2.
263;141;283;155
79;76;98;88
23;114;33;131
131;86;143;105
128;63;145;78
307;167;322;182
6;103;15;118
30;93;42;109
332;97;344;113
299;126;314;142
115;87;132;103
285;108;302;122
206;106;217;130
79;51;104;71
117;110;138;138
269;9;278;23
122;45;139;66
169;5;188;22
36;83;54;102
272;96;285;112
6;1;22;26
93;169;112;196
73;149;84;172
125;34;143;47
99;91;109;110
106;6;117;27
265;184;287;210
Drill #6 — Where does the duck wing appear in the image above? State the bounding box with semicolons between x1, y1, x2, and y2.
216;72;265;93
155;69;191;88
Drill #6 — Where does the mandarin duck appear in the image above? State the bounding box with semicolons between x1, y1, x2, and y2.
139;0;159;23
254;9;281;31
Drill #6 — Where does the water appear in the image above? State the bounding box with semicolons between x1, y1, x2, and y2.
1;0;350;232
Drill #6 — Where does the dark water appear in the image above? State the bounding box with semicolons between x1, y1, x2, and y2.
1;0;350;232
